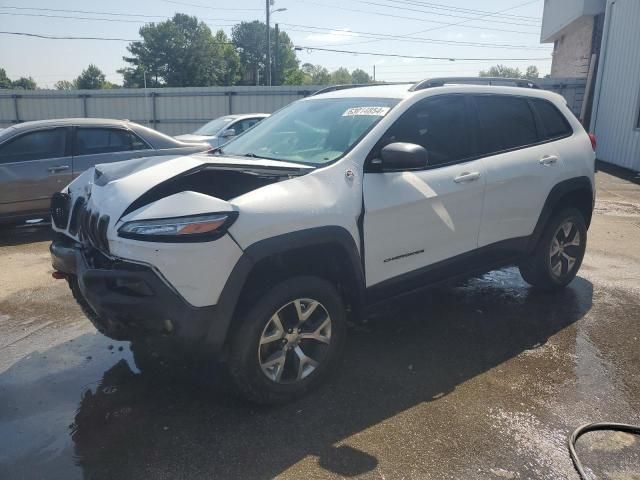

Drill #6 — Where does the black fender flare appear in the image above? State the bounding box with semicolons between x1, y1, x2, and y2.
204;226;365;352
527;176;594;253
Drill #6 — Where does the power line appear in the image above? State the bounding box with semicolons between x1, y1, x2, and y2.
0;31;235;44
161;0;261;11
294;45;550;61
336;0;541;48
0;11;243;25
0;31;138;41
283;24;547;50
294;1;539;37
353;0;540;27
380;0;540;21
0;5;170;19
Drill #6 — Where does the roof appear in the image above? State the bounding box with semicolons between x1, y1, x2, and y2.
5;118;135;132
222;113;270;120
307;82;566;105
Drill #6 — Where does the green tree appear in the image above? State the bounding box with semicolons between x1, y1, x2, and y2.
301;63;330;84
11;76;37;90
524;65;540;80
232;21;298;85
74;64;107;89
351;68;371;84
0;68;12;89
330;67;352;84
54;80;76;90
479;64;540;80
282;68;309;85
120;13;240;87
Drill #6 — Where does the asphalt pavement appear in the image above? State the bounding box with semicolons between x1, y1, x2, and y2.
0;166;639;479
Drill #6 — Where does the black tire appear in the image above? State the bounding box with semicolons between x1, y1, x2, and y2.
227;276;347;404
519;207;587;290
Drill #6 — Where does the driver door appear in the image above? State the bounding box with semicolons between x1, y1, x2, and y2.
363;94;486;290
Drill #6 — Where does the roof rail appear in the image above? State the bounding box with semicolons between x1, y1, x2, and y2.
409;77;540;91
312;82;411;96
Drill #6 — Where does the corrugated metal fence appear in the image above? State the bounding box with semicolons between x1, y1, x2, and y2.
0;79;586;136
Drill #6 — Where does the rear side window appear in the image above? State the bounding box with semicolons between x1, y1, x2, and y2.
374;95;472;167
74;128;148;156
475;95;538;156
0;128;67;163
532;99;573;140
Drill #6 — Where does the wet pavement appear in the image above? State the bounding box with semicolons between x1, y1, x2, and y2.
1;168;639;479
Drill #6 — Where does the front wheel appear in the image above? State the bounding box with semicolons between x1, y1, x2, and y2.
227;276;347;404
519;207;587;290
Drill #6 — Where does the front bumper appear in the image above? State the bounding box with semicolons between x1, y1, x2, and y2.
51;237;229;353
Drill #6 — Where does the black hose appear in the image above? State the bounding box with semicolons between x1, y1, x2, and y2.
568;422;640;479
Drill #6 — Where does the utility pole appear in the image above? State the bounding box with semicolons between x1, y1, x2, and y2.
373;65;376;82
266;0;271;86
274;23;279;86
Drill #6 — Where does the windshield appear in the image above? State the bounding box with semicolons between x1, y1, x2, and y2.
220;97;398;165
194;117;235;136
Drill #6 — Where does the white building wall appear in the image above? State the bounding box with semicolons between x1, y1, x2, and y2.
541;0;605;42
590;0;640;171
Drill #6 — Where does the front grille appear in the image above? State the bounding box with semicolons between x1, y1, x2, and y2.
50;193;71;229
68;197;86;235
77;202;110;254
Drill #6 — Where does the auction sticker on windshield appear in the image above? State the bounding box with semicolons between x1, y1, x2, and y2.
342;106;391;117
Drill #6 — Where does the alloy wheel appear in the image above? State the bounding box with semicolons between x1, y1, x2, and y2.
549;220;582;277
258;298;332;384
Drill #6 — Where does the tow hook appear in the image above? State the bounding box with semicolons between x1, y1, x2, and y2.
52;271;66;280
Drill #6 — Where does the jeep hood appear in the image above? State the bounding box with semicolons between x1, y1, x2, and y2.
66;153;314;225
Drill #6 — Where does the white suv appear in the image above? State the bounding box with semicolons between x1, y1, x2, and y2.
50;79;596;403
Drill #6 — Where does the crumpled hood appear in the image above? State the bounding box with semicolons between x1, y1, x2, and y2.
65;153;314;227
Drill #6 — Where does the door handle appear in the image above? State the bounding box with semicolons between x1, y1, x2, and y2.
47;165;70;173
453;171;481;183
539;155;558;166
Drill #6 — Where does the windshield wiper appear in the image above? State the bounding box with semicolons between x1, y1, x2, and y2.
243;153;262;158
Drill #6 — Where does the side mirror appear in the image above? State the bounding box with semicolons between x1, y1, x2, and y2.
221;128;236;138
379;142;428;171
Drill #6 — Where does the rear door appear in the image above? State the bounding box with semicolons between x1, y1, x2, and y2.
363;94;486;288
0;127;72;217
472;94;569;248
72;126;153;176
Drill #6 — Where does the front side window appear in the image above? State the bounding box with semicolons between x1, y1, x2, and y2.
194;117;234;136
531;98;573;140
221;98;398;165
475;95;538;155
371;95;472;167
75;128;147;156
0;128;66;163
233;118;261;135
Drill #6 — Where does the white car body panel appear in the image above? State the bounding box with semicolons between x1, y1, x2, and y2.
53;83;595;311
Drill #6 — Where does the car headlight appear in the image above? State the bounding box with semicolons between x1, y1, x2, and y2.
118;212;238;242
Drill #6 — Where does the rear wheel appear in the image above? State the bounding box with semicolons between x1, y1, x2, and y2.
519;208;587;290
227;276;346;404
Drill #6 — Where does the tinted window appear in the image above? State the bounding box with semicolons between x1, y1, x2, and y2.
0;128;66;163
75;128;148;156
475;95;538;155
233;118;261;134
374;95;471;167
532;99;572;139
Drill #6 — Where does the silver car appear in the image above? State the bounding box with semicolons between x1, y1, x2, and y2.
0;118;210;225
175;113;269;147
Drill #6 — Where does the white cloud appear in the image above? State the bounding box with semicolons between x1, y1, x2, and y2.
306;29;358;43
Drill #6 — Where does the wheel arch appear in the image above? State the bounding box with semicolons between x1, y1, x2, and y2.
527;176;594;254
204;226;365;354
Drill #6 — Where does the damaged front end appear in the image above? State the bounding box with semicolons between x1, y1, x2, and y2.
50;153;314;348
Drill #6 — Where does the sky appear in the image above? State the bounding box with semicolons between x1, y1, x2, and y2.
0;0;552;88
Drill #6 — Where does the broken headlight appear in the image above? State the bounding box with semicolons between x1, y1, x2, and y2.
118;212;238;242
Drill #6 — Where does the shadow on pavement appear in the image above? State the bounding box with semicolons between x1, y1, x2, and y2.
0;269;593;479
0;223;52;247
596;160;640;185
